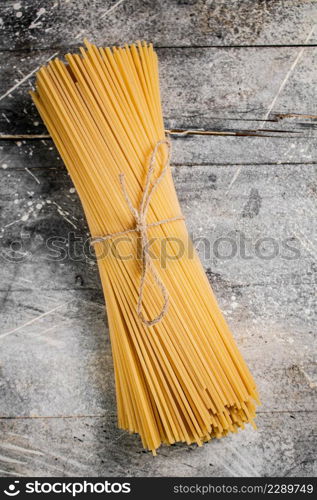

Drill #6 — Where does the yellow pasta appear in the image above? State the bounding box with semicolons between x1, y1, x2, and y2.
31;40;259;454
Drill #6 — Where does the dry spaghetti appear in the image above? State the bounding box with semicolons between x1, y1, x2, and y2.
31;40;259;453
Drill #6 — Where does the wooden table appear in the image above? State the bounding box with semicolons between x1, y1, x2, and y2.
0;0;316;477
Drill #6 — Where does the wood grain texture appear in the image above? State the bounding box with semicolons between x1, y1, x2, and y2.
0;0;316;478
0;412;316;477
0;0;316;51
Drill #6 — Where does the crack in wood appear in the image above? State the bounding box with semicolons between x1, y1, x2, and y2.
0;410;314;421
1;45;317;54
0;127;304;141
275;112;317;121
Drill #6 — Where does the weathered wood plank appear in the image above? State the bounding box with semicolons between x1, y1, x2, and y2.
0;0;316;52
0;412;316;476
0;46;317;135
1;134;317;172
1;285;316;418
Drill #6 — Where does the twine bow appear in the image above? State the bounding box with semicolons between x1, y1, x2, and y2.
91;140;184;327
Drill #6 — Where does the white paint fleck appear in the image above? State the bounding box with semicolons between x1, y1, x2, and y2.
69;187;76;194
46;200;51;204
33;121;39;126
14;199;19;204
3;219;19;229
25;167;40;184
13;3;22;10
36;203;42;210
27;201;33;206
16;141;22;147
53;201;77;229
21;214;29;221
16;12;23;18
2;163;8;169
2;113;10;123
29;7;46;29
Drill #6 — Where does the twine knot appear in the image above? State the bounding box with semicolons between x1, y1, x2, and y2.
135;217;147;233
91;140;184;327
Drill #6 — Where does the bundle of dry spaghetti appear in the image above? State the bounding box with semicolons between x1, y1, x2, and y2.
31;40;259;453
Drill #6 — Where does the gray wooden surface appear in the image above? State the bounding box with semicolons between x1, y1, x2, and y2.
0;0;316;477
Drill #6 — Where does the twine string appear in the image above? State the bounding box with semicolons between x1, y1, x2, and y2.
91;140;184;327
